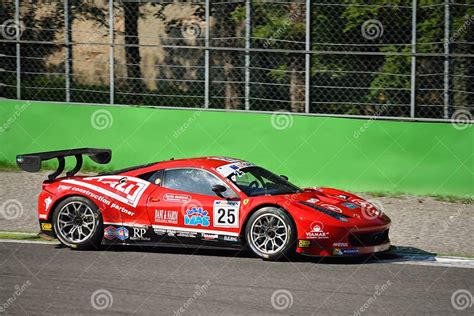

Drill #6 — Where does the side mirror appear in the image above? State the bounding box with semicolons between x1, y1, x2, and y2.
280;175;288;181
212;184;227;198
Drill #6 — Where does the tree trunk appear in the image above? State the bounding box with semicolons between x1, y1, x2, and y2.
289;55;305;112
123;2;142;91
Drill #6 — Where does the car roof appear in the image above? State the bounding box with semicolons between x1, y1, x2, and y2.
114;156;251;177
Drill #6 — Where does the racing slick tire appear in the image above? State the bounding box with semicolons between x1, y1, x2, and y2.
52;196;103;250
245;207;296;261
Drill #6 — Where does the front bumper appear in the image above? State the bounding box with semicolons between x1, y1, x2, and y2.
297;240;391;257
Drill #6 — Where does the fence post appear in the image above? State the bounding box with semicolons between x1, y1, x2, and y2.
244;0;251;111
64;0;71;102
410;0;417;118
443;0;451;119
305;0;311;114
108;0;114;105
204;0;210;108
15;0;20;99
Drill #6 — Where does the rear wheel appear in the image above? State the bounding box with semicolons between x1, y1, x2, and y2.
245;207;296;260
53;196;103;250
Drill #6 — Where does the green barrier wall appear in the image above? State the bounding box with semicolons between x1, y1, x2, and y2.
1;100;472;196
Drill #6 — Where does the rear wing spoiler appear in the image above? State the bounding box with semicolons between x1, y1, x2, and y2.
16;148;111;180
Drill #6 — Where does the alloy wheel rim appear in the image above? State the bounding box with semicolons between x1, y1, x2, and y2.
250;213;288;254
57;201;96;243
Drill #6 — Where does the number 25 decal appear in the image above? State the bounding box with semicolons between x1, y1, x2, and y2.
213;200;240;228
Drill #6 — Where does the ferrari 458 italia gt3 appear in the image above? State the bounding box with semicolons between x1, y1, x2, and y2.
17;148;391;260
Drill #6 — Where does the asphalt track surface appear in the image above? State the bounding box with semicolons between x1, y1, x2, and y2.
1;242;473;315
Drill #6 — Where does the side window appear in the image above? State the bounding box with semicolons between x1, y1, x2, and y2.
139;170;163;186
163;168;236;198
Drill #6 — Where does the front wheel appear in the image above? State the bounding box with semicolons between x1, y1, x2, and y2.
53;196;103;250
245;207;296;261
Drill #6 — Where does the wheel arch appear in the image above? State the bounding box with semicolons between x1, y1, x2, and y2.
47;194;102;222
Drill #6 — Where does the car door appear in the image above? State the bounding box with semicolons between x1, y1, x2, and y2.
146;168;241;240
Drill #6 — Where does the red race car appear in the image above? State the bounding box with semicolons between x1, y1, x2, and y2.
17;148;391;260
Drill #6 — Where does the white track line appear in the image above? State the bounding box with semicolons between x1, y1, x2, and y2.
0;239;59;245
1;239;473;268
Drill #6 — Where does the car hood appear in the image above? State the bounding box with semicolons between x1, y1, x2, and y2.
274;187;388;222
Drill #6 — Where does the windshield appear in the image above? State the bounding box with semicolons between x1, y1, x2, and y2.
227;166;302;197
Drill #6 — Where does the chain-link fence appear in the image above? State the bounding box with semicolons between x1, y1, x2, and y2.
1;0;473;121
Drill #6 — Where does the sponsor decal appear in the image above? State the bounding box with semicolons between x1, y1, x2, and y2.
306;221;329;239
243;199;249;205
213;200;240;228
321;203;342;213
163;193;191;203
154;210;178;224
40;223;52;231
216;161;254;177
64;176;149;208
298;240;311;248
207;157;241;163
104;226;129;241
350;198;373;209
334;248;359;255
184;207;210;227
153;228;167;236
44;196;52;211
104;226;116;240
342;202;358;209
115;227;129;241
39;214;47;220
130;227;150;241
333;242;349;247
57;185;72;191
222;235;239;242
202;233;219;241
337;194;349;200
306;198;319;204
176;231;198;238
352;213;361;219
